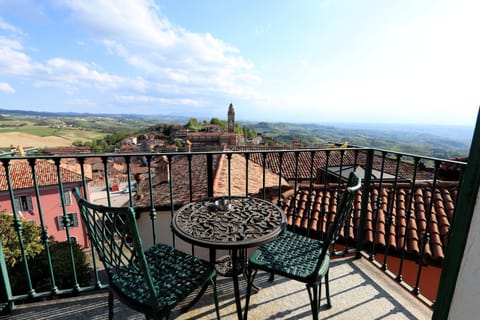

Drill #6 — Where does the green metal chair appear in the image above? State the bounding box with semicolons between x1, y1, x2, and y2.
73;188;220;320
243;172;361;320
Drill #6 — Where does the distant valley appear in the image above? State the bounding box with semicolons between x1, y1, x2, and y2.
0;108;473;159
245;121;472;159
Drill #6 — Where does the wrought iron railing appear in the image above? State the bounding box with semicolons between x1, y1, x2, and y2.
0;147;466;313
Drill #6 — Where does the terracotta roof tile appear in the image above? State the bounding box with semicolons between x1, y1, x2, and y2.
42;146;91;155
214;153;289;196
0;159;88;191
241;149;434;181
137;154;215;208
134;153;289;209
279;181;458;262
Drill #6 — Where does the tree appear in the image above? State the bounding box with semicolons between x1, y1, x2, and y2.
72;140;85;147
210;118;227;131
0;213;43;267
30;240;92;290
242;126;257;139
0;212;91;293
186;118;201;131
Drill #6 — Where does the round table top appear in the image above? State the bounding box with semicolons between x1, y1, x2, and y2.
172;196;287;250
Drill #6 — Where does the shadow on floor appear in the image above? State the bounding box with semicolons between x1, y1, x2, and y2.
0;257;432;320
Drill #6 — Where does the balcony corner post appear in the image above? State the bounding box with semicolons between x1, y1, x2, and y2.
433;107;480;320
355;148;374;258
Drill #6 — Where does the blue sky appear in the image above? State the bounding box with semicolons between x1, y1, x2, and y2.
0;0;479;126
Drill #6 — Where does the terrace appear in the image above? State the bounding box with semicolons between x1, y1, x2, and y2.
0;257;432;319
0;136;477;319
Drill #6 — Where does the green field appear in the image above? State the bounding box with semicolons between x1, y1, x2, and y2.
0;124;105;148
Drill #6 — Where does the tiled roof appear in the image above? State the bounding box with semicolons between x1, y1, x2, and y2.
60;159;93;180
238;148;434;181
214;154;288;196
280;181;457;262
0;159;88;191
439;156;468;180
42;146;91;155
134;153;289;209
187;132;244;144
135;154;218;208
188;132;222;138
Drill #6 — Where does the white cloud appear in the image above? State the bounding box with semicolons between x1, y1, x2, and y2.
66;98;96;107
255;23;272;36
259;0;480;125
0;3;262;115
0;15;151;95
41;58;126;90
58;0;261;98
2;1;475;124
0;82;15;93
0;36;40;76
0;35;150;93
115;94;202;106
0;17;25;36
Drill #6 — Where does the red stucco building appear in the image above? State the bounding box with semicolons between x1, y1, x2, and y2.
0;159;91;247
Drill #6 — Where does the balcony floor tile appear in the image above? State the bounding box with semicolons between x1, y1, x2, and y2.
1;257;432;320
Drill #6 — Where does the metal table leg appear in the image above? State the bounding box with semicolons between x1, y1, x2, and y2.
231;249;243;320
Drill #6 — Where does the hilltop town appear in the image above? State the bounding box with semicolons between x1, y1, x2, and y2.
0;103;263;157
0;103;472;159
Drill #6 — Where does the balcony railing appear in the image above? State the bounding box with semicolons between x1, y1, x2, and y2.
0;146;467;314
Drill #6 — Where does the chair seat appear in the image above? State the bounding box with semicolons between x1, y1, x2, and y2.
249;230;330;283
244;172;361;320
111;243;216;313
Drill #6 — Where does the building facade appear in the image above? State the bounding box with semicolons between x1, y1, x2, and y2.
0;160;90;247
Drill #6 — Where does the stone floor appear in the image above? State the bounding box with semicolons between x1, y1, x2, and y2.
1;257;433;320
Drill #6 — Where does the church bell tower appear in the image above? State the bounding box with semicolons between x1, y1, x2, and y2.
227;103;235;133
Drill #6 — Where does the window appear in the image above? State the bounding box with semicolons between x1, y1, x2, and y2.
63;189;72;206
14;195;34;213
56;213;79;230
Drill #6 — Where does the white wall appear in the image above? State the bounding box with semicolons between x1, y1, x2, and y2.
448;191;480;319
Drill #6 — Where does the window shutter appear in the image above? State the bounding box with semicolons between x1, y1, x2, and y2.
56;216;64;230
64;190;72;205
71;213;79;227
14;197;21;212
26;196;33;212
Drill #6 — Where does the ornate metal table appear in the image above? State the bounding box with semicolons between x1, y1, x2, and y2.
171;196;286;320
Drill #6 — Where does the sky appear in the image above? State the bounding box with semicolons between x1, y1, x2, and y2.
0;0;479;126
